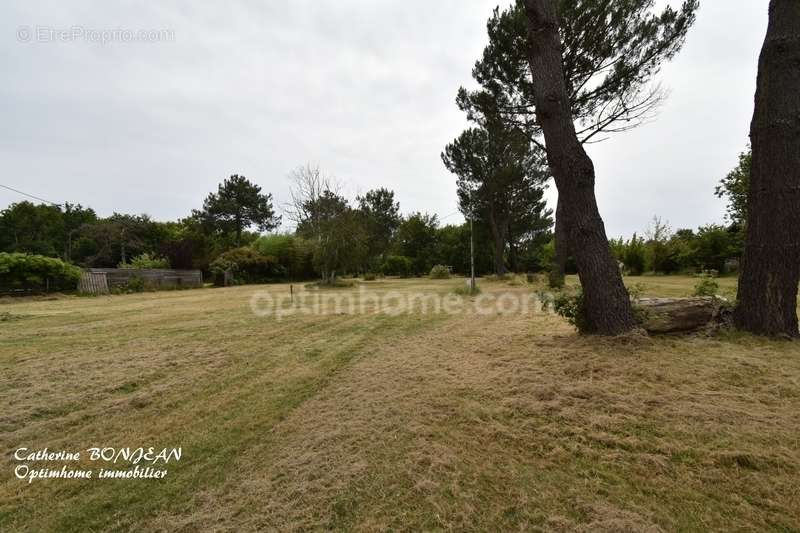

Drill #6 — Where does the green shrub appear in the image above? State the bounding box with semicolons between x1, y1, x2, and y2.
429;265;451;279
210;247;285;284
622;234;647;275
693;271;719;297
506;275;526;287
209;256;237;282
119;252;169;269
552;289;589;333
535;289;553;311
453;284;481;296
627;282;647;301
0;252;81;292
381;255;413;277
252;234;294;258
363;273;377;281
126;275;146;293
252;234;315;279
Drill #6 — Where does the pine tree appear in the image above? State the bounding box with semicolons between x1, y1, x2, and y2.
194;175;279;246
734;0;800;337
463;0;696;293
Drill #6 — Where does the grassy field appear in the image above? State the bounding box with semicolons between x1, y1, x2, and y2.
1;276;799;532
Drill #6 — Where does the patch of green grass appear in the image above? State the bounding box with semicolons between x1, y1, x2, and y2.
453;284;481;296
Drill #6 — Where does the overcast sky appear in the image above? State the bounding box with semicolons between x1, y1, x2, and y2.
1;1;768;237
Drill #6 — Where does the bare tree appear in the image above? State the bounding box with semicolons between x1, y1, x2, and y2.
285;164;362;283
285;163;341;236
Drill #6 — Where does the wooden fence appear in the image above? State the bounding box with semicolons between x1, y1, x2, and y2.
78;268;203;295
78;271;109;295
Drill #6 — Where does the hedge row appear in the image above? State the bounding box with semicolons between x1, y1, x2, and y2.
0;252;81;292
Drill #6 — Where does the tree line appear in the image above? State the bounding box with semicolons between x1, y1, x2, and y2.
0;165;554;284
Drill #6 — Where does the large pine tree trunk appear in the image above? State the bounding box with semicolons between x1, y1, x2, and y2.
488;209;509;275
508;229;519;273
734;0;800;337
491;230;508;275
549;195;568;288
523;0;636;335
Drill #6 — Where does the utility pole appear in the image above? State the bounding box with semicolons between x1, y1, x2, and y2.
120;227;127;265
66;228;78;263
469;213;476;292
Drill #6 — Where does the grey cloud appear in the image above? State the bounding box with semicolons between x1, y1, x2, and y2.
1;1;767;237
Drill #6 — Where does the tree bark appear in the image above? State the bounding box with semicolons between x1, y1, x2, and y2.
523;0;636;335
734;0;800;337
507;223;519;273
549;194;568;288
235;214;242;247
636;298;731;335
488;209;508;275
509;240;519;273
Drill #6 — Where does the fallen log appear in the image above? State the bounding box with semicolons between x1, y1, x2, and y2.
634;297;732;334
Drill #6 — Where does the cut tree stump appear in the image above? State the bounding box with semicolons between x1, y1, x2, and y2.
634;297;732;335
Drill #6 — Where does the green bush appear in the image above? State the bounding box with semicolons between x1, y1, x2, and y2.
0;252;81;292
125;275;145;293
627;282;647;301
210;247;285;284
693;271;719;297
622;234;647;275
381;255;413;277
429;265;451;279
252;234;315;279
453;284;481;296
363;273;377;281
535;289;553;311
119;252;169;269
552;289;589;333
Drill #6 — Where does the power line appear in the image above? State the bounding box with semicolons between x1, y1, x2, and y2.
0;184;61;207
439;210;462;221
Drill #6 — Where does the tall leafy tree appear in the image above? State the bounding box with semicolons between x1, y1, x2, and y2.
287;165;366;282
357;188;401;265
735;1;800;338
194;174;279;246
75;214;158;267
435;223;495;276
296;190;367;282
62;203;97;261
443;119;551;275
507;186;552;272
394;213;440;275
0;201;64;256
715;147;751;227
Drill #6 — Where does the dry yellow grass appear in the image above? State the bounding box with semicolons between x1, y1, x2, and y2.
1;277;799;532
